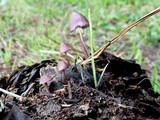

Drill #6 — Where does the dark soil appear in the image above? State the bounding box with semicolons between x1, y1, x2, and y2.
0;52;160;120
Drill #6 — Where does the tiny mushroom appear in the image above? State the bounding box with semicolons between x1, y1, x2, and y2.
57;60;70;83
69;11;89;33
60;42;72;54
69;11;90;58
60;41;83;56
39;75;53;92
59;42;72;65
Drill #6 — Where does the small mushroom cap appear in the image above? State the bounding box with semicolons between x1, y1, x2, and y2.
69;11;89;33
60;42;72;53
39;75;52;84
57;60;69;72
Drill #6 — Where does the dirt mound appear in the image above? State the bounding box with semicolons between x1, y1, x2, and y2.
0;52;159;120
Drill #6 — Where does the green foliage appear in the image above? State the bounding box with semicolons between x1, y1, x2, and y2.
130;41;142;64
1;38;12;66
151;64;160;94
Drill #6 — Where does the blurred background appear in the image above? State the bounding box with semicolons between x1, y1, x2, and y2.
0;0;160;80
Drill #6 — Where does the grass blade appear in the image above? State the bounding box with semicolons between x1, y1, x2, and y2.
88;9;97;88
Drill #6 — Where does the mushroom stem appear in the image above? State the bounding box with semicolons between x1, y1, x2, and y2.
77;27;89;58
44;83;50;93
64;53;70;64
61;71;66;84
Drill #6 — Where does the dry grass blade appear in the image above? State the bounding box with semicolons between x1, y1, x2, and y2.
82;7;160;65
0;88;23;101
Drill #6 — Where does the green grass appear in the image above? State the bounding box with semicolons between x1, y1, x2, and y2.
0;0;160;89
88;8;97;88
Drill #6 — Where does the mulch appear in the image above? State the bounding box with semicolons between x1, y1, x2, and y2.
0;52;159;120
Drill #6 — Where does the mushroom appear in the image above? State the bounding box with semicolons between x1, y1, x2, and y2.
57;60;69;83
60;42;72;54
69;11;89;58
60;41;83;56
59;42;72;65
39;75;53;93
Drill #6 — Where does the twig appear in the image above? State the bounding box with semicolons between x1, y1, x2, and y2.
0;88;23;101
117;103;135;109
61;104;72;107
39;93;56;97
68;81;72;99
21;83;35;97
76;63;85;84
82;7;160;65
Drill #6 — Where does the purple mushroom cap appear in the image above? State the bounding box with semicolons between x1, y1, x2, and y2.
69;11;89;33
60;42;72;54
39;75;52;84
57;60;69;72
